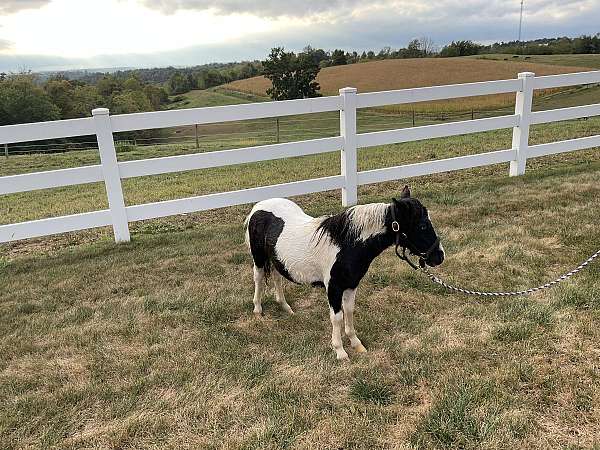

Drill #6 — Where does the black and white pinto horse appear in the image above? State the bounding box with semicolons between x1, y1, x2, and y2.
244;185;444;360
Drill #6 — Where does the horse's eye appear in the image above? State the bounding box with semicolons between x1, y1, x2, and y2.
419;224;427;231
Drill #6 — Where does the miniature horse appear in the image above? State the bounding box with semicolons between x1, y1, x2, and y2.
244;185;444;360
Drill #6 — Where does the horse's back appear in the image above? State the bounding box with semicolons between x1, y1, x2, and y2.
249;198;313;224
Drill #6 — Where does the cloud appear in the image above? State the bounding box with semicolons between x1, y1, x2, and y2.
0;0;52;15
136;0;596;22
1;0;598;72
0;39;14;51
138;0;365;18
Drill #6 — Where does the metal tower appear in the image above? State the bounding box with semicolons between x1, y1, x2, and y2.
518;0;524;42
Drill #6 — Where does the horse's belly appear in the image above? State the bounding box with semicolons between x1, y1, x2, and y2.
275;226;339;286
285;255;328;285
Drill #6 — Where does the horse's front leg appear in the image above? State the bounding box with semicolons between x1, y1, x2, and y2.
327;284;349;361
343;289;367;353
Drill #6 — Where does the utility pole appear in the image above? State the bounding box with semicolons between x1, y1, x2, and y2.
518;0;524;43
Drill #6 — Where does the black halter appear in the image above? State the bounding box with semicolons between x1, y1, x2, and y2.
390;203;440;270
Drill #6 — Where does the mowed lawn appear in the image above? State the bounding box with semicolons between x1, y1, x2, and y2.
1;109;600;448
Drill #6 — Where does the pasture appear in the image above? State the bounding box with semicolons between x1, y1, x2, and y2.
154;81;600;152
1;109;600;448
225;58;595;113
475;53;600;70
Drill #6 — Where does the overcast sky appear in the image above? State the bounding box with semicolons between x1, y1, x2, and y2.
0;0;598;72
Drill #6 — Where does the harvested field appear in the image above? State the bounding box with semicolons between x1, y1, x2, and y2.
226;58;594;112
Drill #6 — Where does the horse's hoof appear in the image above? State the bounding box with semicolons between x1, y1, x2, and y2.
336;352;350;362
354;344;368;354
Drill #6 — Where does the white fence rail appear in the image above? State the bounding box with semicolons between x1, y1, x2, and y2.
1;71;600;244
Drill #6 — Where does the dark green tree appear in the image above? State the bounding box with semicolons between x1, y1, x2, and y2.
109;90;153;114
302;46;328;66
440;40;483;57
96;75;122;97
262;47;321;101
406;39;425;58
69;85;104;117
330;49;348;65
0;75;60;125
166;71;193;95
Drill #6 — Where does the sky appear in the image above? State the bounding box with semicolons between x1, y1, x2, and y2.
0;0;598;72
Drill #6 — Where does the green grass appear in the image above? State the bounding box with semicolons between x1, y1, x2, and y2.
473;53;600;69
155;79;600;153
1;83;600;448
167;86;267;109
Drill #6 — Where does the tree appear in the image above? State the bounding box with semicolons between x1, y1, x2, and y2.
144;85;169;110
123;76;143;91
440;40;483;57
167;71;193;95
110;90;153;115
0;75;60;125
96;75;122;97
330;49;348;66
262;47;321;101
418;37;436;56
378;46;392;59
406;39;425;58
45;79;75;118
69;85;104;117
302;46;328;66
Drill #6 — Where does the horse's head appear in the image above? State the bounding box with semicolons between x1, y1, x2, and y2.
391;185;444;267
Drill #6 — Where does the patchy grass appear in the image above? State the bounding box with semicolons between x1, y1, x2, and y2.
2;152;600;448
1;88;600;448
350;378;395;406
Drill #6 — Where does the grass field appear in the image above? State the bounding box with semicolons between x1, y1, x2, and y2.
152;76;600;152
475;53;600;69
1;105;600;448
225;58;594;113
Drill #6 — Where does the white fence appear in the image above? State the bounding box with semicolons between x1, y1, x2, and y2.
1;71;600;244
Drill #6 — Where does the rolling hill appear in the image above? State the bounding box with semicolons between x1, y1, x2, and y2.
225;57;595;112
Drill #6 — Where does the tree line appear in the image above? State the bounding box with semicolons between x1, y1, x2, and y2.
0;73;169;135
478;34;600;56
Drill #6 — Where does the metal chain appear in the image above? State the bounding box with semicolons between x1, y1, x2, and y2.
419;248;600;297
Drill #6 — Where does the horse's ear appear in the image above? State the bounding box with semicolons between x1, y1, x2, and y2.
400;185;411;199
392;197;408;211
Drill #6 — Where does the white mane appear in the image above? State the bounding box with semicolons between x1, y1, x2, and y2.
347;203;388;241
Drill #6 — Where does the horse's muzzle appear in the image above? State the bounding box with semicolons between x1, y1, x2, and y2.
425;248;445;267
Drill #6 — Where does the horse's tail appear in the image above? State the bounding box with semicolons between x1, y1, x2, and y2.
243;212;252;251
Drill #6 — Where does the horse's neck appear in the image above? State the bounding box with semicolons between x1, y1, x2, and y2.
358;230;396;257
346;203;395;256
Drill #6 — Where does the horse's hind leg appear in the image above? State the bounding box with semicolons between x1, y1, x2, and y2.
273;270;294;315
327;283;349;361
252;265;265;316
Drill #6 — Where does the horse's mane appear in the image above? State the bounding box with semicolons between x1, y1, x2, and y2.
314;203;389;247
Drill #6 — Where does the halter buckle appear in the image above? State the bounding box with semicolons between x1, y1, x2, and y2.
392;221;400;232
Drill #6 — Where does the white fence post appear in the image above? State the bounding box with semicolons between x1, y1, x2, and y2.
510;72;535;176
339;87;358;206
92;108;131;243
